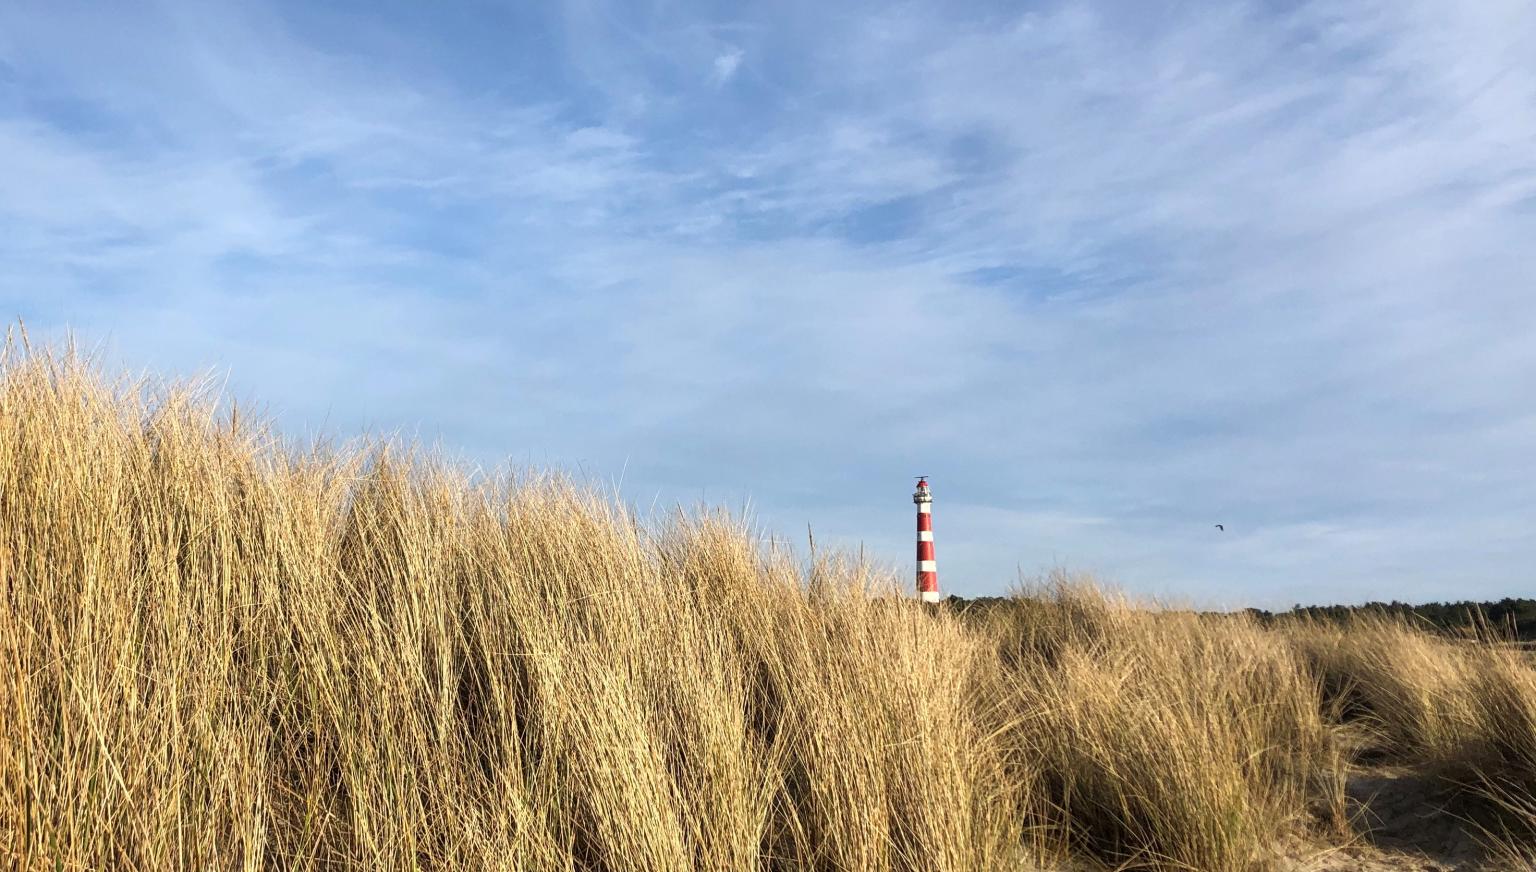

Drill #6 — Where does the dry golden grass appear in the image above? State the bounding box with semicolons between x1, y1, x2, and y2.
1;337;1533;871
0;341;1025;871
983;580;1346;870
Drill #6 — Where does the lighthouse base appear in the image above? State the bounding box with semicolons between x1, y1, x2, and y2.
920;590;943;604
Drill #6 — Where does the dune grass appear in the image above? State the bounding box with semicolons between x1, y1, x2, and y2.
0;342;1025;871
1;337;1533;870
982;581;1346;869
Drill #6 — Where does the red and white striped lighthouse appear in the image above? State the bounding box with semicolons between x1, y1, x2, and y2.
914;477;940;603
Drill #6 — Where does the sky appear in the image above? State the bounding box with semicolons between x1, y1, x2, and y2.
1;0;1533;608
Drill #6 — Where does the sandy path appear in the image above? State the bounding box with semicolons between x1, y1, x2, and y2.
1289;768;1522;871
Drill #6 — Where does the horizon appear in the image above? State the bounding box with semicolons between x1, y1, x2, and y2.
3;0;1533;609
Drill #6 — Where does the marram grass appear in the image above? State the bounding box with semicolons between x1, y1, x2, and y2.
1;338;1533;870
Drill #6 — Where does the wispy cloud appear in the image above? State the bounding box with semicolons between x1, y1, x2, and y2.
2;0;1533;606
712;48;744;86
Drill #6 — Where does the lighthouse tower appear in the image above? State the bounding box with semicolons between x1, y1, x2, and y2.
914;477;940;603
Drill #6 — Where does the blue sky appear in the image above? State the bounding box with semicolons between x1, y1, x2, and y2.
2;0;1533;607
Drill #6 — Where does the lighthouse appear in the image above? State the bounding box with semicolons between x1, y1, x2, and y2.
914;477;940;603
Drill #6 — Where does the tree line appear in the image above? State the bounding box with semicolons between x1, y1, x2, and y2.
945;595;1536;641
1250;597;1536;641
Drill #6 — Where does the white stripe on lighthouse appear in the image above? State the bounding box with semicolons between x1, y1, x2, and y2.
919;560;937;572
917;503;932;514
918;531;933;542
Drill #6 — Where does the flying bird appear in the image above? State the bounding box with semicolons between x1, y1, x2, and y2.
1214;524;1224;531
